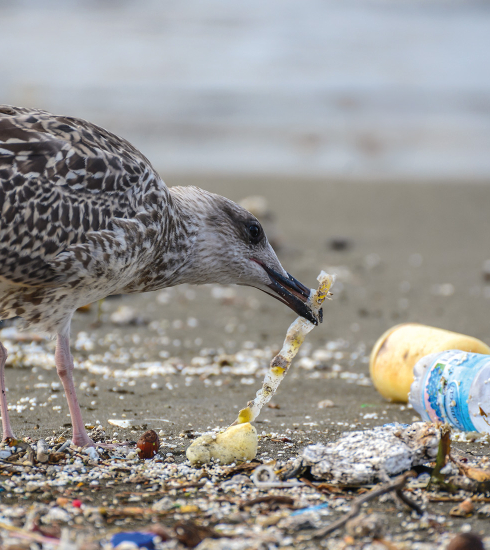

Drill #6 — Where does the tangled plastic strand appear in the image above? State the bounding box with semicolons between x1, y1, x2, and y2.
233;271;334;425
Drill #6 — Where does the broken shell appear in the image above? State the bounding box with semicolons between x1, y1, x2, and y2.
186;423;258;466
108;419;132;429
317;399;334;409
137;430;160;459
36;439;49;463
450;498;474;517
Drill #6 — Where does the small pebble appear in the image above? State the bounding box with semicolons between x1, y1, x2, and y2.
137;430;160;459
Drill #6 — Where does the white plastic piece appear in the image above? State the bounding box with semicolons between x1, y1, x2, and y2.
252;464;303;488
410;350;490;433
234;271;334;425
84;446;99;462
298;422;440;485
186;422;258;466
36;439;49;463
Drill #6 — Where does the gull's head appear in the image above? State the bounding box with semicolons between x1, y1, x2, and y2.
171;186;321;325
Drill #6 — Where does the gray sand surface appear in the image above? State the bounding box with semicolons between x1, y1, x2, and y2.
2;179;490;545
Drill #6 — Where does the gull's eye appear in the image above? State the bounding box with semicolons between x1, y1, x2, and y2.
248;222;262;245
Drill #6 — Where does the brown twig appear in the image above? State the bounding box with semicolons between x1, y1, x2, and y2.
429;424;451;489
312;471;417;539
395;487;424;516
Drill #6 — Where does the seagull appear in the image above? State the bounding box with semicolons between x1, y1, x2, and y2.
0;105;321;447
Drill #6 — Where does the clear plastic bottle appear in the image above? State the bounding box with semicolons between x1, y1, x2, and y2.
409;350;490;433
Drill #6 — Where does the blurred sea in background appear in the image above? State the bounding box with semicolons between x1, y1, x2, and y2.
1;0;489;181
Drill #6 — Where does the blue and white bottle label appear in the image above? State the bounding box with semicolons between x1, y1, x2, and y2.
420;350;489;432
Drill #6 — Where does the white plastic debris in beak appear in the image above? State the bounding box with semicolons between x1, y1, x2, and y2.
233;271;335;425
186;271;334;467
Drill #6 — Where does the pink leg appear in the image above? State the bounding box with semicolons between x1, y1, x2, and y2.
55;333;94;448
0;341;15;441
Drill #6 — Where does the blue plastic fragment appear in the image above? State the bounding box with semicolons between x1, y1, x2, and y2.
111;532;156;549
291;502;329;516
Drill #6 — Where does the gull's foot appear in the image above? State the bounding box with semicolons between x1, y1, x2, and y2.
2;434;17;445
72;434;96;448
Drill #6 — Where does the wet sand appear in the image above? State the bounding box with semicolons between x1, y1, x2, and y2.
3;178;490;544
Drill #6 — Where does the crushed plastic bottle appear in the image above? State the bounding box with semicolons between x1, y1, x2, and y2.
409;350;490;433
370;323;490;402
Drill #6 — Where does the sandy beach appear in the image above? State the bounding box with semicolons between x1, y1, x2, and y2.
2;178;490;547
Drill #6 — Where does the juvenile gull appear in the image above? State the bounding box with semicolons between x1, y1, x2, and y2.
0;105;321;447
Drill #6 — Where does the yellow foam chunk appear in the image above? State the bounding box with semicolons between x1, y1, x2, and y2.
186;423;258;466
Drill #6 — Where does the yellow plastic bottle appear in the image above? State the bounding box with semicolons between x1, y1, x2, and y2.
369;323;490;403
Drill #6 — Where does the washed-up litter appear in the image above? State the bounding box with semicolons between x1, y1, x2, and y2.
234;271;334;425
0;424;490;550
108;419;133;429
110;532;157;549
291;502;329;516
370;323;490;403
410;350;490;433
36;439;50;463
186;272;333;466
186;422;257;466
285;422;440;485
252;465;302;488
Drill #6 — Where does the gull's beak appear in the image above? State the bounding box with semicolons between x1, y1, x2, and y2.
252;260;322;325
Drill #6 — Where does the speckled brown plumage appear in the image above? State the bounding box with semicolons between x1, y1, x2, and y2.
0;105;317;447
0;105;198;332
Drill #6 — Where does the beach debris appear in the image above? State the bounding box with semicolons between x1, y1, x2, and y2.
370;323;490;403
411;350;490;433
186;422;258;466
449;498;474;518
311;471;418;539
137;430;160;459
429;424;451;488
252;465;302;488
317;399;334;409
0;448;12;459
84;447;99;463
345;513;385;539
108;419;133;429
56;439;72;453
453;459;490;484
186;271;332;467
0;426;489;548
287;422;439;485
221;474;253;488
233;271;334;425
36;439;49;463
111;531;159;549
